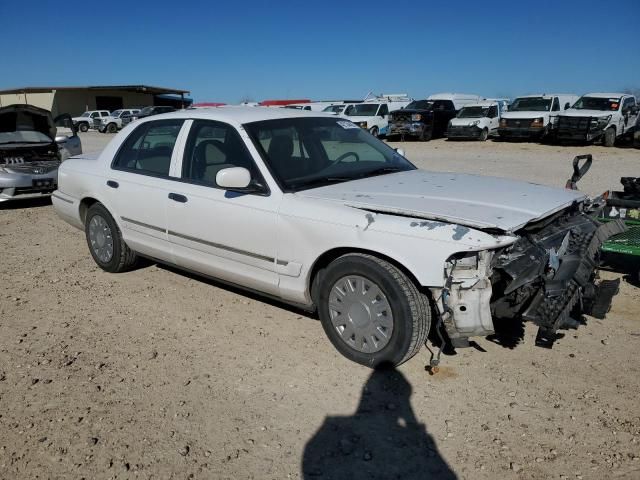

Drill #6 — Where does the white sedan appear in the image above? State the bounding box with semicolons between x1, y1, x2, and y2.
52;107;623;368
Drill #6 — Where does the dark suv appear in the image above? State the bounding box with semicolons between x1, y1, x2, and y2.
388;99;457;141
130;106;177;122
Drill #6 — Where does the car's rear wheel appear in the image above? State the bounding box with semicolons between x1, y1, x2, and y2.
79;122;89;132
106;123;117;133
479;128;489;141
85;203;137;273
316;253;431;368
603;127;616;147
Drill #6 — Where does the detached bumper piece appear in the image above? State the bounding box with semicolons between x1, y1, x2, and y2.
520;219;626;347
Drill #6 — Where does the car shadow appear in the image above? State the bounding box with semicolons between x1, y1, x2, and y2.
154;262;316;320
0;196;52;210
486;317;526;349
301;364;457;479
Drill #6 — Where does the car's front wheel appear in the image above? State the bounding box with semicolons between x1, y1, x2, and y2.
603;127;616;147
106;123;118;133
369;126;379;137
79;122;89;132
85;203;138;273
316;253;431;368
479;128;489;141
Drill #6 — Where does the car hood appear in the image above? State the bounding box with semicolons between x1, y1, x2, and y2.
450;117;487;126
0;104;56;141
296;170;586;232
560;109;614;118
501;111;551;120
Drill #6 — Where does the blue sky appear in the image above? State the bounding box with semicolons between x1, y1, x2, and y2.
2;0;638;103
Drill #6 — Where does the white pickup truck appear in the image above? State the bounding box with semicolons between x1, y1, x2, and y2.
341;94;412;137
72;110;111;132
556;93;639;147
93;109;141;133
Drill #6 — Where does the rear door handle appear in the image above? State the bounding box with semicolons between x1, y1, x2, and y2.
168;193;188;203
106;180;119;189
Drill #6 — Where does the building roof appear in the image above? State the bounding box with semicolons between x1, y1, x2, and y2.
0;85;190;95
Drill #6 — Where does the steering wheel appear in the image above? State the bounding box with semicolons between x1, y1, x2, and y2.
331;151;360;166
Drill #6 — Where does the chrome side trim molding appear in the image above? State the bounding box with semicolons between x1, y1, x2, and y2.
120;216;166;233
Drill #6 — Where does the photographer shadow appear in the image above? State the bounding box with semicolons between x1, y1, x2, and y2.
302;364;457;479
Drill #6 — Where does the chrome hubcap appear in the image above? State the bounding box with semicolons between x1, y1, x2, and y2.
89;215;114;263
328;275;394;353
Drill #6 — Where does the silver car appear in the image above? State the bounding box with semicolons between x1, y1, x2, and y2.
0;104;82;202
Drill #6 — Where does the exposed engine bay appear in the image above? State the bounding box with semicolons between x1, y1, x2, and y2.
433;156;627;349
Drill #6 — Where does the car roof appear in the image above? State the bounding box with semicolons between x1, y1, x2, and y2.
515;94;576;99
582;92;628;98
144;106;335;125
462;101;496;108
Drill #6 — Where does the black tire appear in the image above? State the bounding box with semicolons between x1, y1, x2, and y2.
106;123;117;133
316;253;431;368
85;203;137;273
369;126;379;138
420;127;432;141
478;128;489;141
603;127;616;147
79;122;89;133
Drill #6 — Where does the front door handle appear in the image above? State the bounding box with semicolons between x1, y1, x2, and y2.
168;192;188;203
106;180;119;189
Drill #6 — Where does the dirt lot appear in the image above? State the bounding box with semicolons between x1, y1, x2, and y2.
1;131;639;479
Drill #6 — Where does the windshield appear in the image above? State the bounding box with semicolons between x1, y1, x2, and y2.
457;106;489;118
244;117;415;191
111;110;124;117
344;104;380;116
80;112;91;117
509;97;552;112
139;107;154;115
322;105;345;113
572;96;621;111
405;100;434;110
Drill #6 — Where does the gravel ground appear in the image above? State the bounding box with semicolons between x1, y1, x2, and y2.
1;130;639;479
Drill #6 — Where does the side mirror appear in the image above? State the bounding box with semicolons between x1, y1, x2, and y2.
216;167;252;190
564;102;571;110
55;135;69;144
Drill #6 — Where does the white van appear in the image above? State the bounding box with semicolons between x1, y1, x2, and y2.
498;94;578;140
341;94;412;137
426;93;482;110
447;101;505;141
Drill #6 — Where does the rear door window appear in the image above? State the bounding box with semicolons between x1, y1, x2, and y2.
112;119;185;177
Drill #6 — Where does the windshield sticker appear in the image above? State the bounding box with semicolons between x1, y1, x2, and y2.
337;120;360;129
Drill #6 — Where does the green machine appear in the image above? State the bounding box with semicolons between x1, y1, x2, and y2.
565;154;640;280
599;177;640;280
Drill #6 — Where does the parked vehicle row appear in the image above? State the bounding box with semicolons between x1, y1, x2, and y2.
71;106;178;134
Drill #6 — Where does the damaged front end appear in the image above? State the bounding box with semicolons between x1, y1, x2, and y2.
433;203;626;349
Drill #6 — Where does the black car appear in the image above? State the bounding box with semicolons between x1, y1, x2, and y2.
130;106;177;122
388;99;457;141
